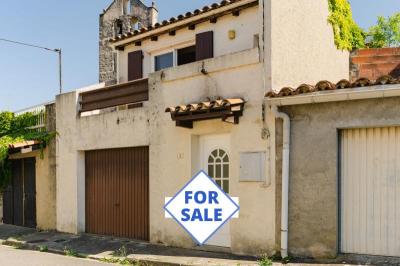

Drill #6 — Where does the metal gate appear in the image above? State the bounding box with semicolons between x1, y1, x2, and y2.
85;147;149;240
3;158;36;228
341;127;400;256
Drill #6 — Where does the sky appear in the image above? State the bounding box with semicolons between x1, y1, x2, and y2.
0;0;399;111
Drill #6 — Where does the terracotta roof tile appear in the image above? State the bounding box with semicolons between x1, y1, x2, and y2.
9;140;41;149
265;75;400;98
165;98;245;114
110;0;257;44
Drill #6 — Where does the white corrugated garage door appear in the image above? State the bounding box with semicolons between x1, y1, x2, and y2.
341;127;400;256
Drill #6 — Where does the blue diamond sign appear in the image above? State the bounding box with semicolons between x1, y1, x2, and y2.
164;171;240;245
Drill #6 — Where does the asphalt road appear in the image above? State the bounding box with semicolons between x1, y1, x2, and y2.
0;246;114;266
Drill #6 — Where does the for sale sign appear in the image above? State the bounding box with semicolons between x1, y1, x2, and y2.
164;171;240;245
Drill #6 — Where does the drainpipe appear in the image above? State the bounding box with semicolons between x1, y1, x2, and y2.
271;105;290;259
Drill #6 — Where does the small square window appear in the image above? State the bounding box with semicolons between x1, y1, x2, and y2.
155;52;173;71
177;46;196;66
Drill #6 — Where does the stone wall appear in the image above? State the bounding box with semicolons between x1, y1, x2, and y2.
99;0;158;84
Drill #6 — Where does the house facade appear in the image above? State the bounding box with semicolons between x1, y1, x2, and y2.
267;74;400;258
2;103;57;230
55;0;348;257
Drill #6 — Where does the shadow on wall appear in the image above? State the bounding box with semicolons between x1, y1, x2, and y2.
390;63;400;78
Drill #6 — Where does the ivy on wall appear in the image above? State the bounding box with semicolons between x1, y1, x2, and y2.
328;0;365;50
0;111;56;190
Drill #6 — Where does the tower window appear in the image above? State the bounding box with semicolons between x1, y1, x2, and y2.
115;20;123;36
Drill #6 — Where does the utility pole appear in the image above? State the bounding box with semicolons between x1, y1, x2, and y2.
0;38;63;94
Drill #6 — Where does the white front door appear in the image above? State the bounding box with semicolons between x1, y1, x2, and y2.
199;134;231;248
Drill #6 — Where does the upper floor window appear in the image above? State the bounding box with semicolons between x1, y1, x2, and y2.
155;52;173;71
177;46;196;66
152;45;198;72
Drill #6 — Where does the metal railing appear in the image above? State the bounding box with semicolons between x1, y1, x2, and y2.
14;102;53;132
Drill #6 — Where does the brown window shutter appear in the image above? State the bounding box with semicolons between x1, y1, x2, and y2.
196;31;214;61
128;50;143;81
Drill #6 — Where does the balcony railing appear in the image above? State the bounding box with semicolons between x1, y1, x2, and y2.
14;103;50;132
79;78;149;113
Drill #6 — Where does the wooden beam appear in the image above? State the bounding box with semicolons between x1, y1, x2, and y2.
188;24;196;30
176;120;193;129
210;17;218;24
150;36;158;41
232;10;240;16
134;41;142;46
169;30;176;36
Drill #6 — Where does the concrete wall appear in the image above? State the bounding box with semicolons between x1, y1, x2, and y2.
117;5;260;84
56;87;150;234
275;97;400;258
264;0;349;91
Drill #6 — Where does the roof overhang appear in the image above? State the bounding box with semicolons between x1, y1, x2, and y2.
110;0;259;49
166;98;245;128
8;140;43;155
267;84;400;107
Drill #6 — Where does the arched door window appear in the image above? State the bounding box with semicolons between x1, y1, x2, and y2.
208;149;229;193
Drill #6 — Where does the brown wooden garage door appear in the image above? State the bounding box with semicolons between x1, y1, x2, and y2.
85;147;149;240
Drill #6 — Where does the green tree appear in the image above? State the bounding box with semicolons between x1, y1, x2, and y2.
328;0;366;50
367;13;400;48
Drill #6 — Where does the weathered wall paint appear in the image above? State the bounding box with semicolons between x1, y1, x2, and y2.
275;97;400;258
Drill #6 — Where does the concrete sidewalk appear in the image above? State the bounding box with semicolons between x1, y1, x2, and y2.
0;224;258;266
2;224;399;266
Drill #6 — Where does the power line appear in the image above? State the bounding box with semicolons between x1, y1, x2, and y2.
0;38;62;94
0;38;59;52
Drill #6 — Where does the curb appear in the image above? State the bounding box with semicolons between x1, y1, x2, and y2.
2;240;190;266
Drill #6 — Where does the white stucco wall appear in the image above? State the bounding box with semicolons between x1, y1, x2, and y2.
147;48;275;255
118;5;260;83
55;0;351;256
56;48;275;255
56;86;150;234
265;0;349;91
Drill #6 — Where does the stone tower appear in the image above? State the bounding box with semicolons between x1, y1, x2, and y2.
99;0;158;84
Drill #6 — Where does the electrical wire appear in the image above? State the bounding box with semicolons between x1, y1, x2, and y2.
0;38;59;52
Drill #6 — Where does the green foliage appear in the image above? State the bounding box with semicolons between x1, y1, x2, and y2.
367;13;400;48
0;111;56;191
113;245;128;257
328;0;365;50
257;254;273;266
101;257;137;265
64;247;79;257
39;245;48;252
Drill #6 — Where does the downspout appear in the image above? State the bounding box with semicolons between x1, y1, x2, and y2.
261;0;290;258
272;105;290;259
